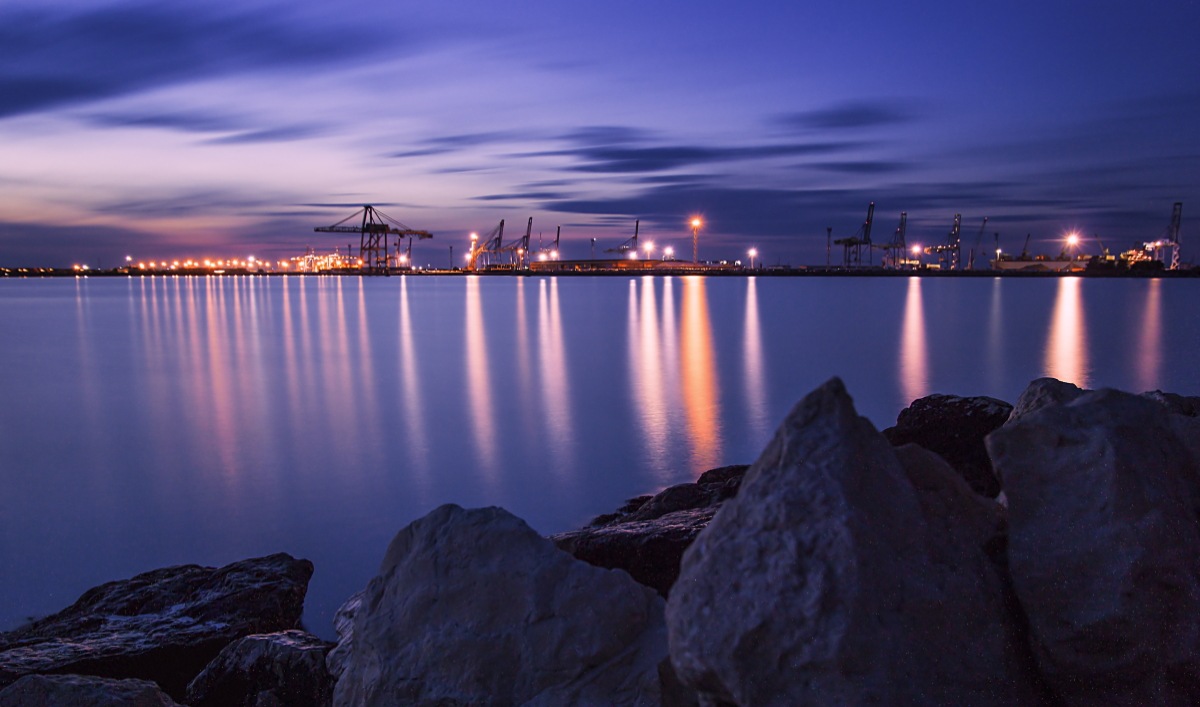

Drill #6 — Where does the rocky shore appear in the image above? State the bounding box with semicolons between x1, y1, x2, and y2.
3;376;1199;706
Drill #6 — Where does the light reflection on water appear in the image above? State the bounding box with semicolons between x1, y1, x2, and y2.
0;274;1194;638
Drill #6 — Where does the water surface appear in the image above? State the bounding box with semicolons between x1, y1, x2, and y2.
1;275;1196;636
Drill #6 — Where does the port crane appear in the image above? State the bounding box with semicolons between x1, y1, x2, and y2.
605;220;641;256
834;203;875;267
314;206;432;273
967;217;988;269
532;226;562;261
925;214;962;270
875;212;908;268
467;217;533;271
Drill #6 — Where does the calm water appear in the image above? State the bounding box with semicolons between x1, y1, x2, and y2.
2;275;1197;637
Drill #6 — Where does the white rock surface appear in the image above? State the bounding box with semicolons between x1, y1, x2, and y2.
332;504;665;707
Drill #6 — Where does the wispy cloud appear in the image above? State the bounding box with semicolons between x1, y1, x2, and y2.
0;3;392;119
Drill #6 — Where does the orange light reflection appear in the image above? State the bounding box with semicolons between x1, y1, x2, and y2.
899;277;929;405
680;277;721;472
1044;278;1090;388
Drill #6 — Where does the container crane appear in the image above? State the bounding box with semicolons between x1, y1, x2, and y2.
314;205;432;273
467;218;533;271
924;214;962;270
967;217;988;269
605;220;641;256
874;212;908;268
834;202;875;267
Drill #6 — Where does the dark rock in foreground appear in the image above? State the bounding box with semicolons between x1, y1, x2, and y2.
552;508;716;598
551;465;749;597
185;630;333;707
667;378;1047;706
0;554;313;700
883;393;1012;497
0;674;177;707
989;388;1200;706
332;504;665;707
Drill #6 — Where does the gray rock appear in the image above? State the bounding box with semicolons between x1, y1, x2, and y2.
666;377;1047;707
0;674;177;707
323;592;363;682
1142;390;1200;417
1006;378;1088;425
0;554;313;700
552;507;716;598
333;504;665;707
987;388;1200;706
185;630;333;707
883;393;1012;497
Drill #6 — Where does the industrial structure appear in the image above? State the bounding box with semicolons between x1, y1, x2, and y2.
313;206;432;273
833;203;874;266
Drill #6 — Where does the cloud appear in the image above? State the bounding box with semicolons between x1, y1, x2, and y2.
473;191;569;201
776;100;913;130
808;161;909;174
389;131;534;158
204;125;325;144
0;3;391;119
535;141;858;173
85;109;243;133
95;190;276;218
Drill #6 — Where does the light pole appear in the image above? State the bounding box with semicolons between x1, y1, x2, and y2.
748;248;757;270
691;218;702;264
911;244;921;269
664;246;674;261
644;242;654;259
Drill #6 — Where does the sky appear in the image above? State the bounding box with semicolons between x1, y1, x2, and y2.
0;0;1197;267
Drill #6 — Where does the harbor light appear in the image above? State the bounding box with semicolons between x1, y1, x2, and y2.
691;218;702;228
551;250;559;259
628;251;638;260
748;248;757;269
911;245;921;254
664;246;674;260
1067;234;1079;247
125;256;132;262
644;242;654;255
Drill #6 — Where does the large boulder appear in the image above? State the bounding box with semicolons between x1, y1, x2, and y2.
185;630;333;707
551;466;749;598
332;504;666;707
1142;390;1200;417
1006;378;1088;425
666;378;1047;707
883;393;1012;497
987;388;1200;706
0;554;313;700
0;674;177;707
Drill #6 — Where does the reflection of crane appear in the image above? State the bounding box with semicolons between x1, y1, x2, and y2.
834;202;875;267
314;205;432;273
924;214;962;270
967;217;988;269
606;220;641;255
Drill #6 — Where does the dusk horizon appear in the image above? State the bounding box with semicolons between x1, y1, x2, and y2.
2;1;1197;268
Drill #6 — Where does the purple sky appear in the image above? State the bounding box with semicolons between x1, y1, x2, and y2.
1;0;1197;267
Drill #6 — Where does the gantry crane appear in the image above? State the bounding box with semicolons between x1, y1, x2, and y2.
875;212;908;269
314;205;432;273
925;214;962;270
967;217;988;269
467;217;533;271
834;203;875;267
605;220;641;255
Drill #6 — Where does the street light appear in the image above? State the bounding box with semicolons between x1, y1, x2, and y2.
690;218;702;264
644;241;654;256
748;248;758;269
664;246;674;261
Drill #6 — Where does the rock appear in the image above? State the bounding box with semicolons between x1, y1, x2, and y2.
0;674;178;707
332;504;666;707
987;388;1200;706
185;630;333;707
1142;390;1200;417
554;466;750;597
666;377;1047;707
552;508;716;597
323;592;363;682
1006;377;1088;425
883;393;1012;497
0;554;313;700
